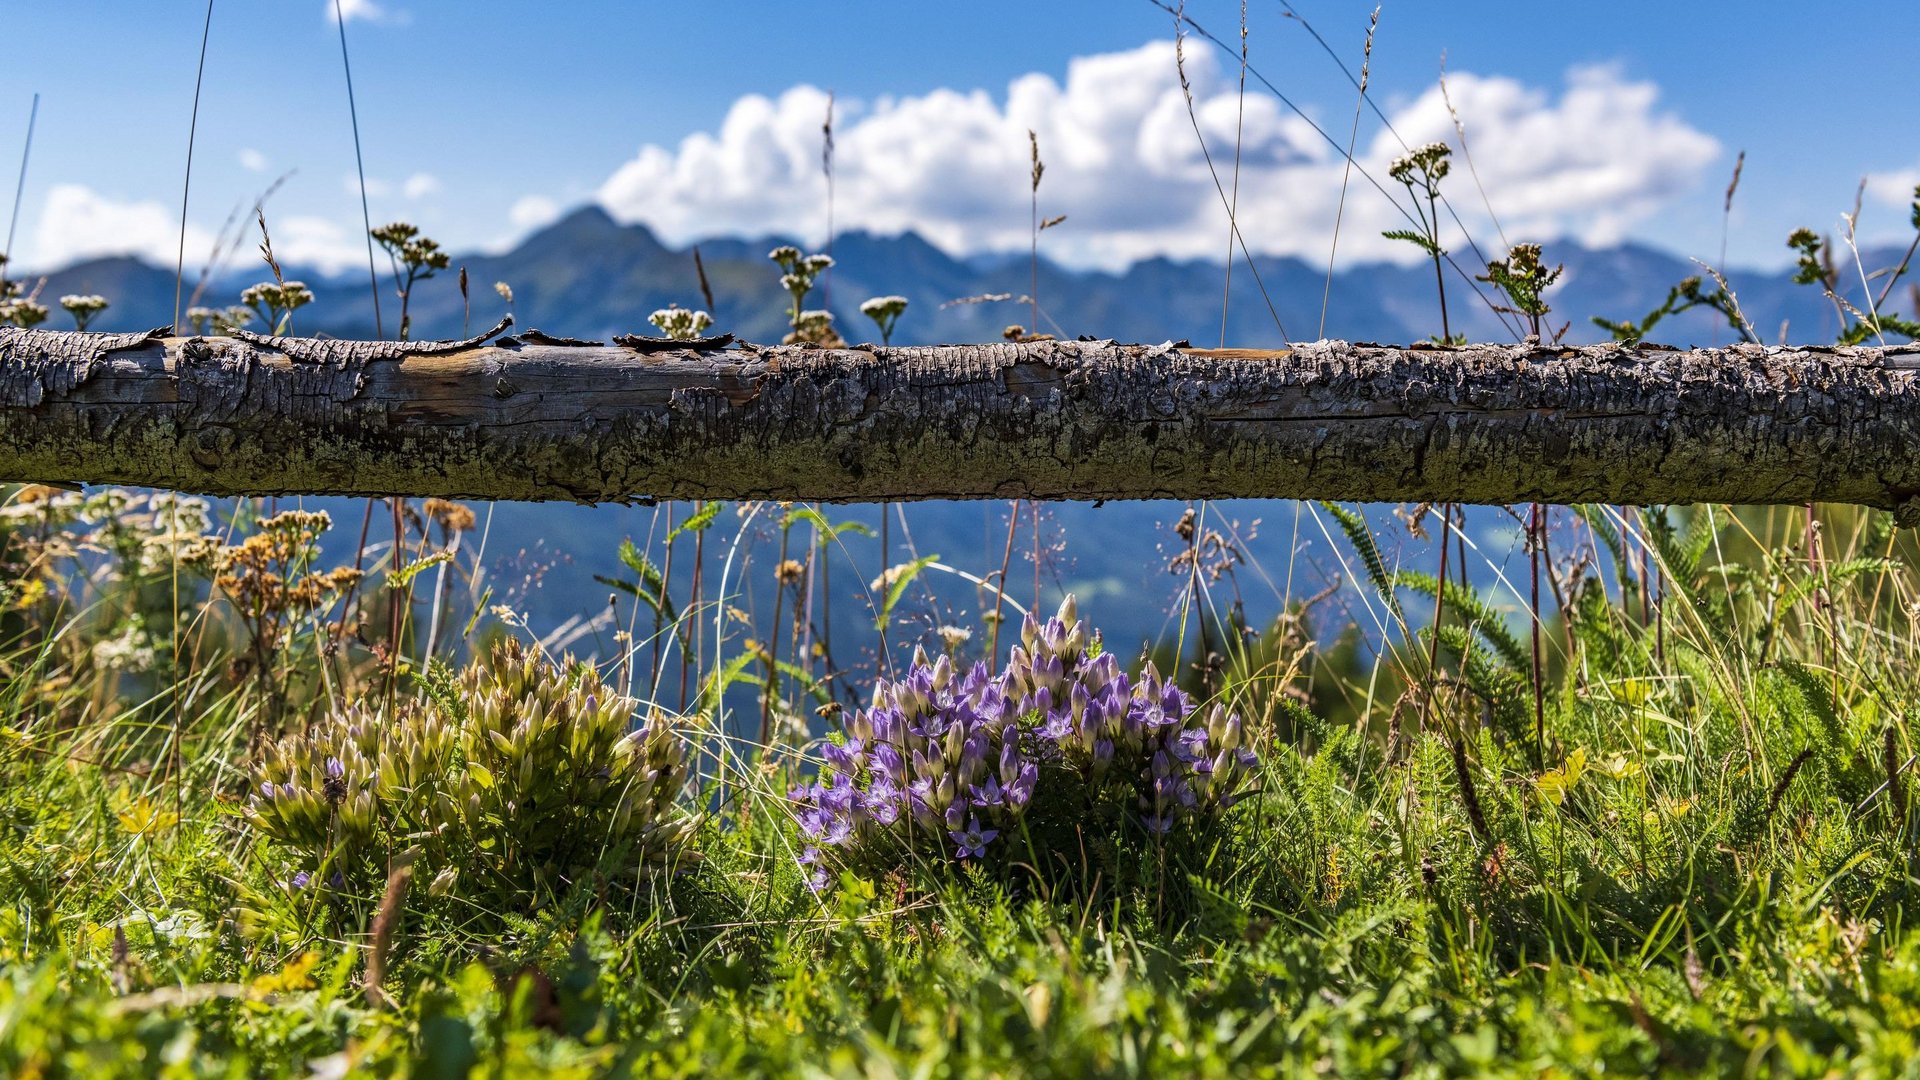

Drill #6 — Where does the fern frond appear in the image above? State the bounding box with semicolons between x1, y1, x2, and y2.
1393;569;1528;674
1320;502;1403;623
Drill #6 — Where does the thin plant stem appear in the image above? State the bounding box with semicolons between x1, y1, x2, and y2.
173;3;215;335
1529;502;1546;768
3;93;38;271
1420;504;1453;736
334;0;385;339
990;502;1019;663
1320;9;1376;340
1220;0;1248;348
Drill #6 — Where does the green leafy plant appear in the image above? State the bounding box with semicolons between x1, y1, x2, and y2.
246;639;699;912
769;245;842;346
1592;273;1752;343
1477;243;1562;340
371;221;451;341
1382;141;1459;344
1785;191;1920;344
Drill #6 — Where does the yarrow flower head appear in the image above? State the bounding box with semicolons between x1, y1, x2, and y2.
185;305;255;337
241;281;315;336
59;294;109;331
859;295;909;345
1388;141;1452;186
0;263;50;329
648;304;715;341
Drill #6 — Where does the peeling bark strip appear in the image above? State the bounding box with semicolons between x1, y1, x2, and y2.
4;329;1920;512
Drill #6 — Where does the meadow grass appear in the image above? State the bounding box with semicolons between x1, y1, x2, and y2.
0;486;1916;1078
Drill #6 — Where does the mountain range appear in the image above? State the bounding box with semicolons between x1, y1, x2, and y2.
29;204;1903;349
14;207;1915;670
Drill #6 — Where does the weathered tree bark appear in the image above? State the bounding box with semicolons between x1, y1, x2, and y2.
5;323;1920;515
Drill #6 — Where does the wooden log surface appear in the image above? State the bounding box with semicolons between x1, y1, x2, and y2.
5;321;1920;515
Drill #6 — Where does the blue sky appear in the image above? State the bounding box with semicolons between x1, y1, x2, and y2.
3;1;1917;274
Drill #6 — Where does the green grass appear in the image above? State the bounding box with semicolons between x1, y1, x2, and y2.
1;490;1918;1077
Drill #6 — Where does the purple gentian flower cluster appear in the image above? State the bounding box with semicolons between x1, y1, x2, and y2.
789;646;1038;871
1003;597;1259;833
791;596;1259;886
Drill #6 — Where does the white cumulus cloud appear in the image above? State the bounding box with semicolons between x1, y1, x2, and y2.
341;172;441;201
268;216;370;276
328;0;399;25
596;41;1720;269
238;148;269;173
25;183;215;271
1866;168;1920;213
403;172;442;199
508;194;561;232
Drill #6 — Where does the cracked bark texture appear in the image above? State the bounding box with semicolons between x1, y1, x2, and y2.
4;329;1920;514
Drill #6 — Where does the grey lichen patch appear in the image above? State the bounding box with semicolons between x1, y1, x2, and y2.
0;325;168;407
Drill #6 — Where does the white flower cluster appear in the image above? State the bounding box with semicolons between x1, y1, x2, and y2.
184;305;257;337
58;294;110;331
648;305;715;341
92;616;159;673
0;267;49;329
859;295;910;345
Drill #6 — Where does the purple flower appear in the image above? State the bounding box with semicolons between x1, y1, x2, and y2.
806;866;831;893
970;774;1006;809
797;806;830;839
821;813;854;847
870;743;904;780
796;846;820;866
1174;728;1209;762
1029;686;1053;720
999;741;1023;785
1158;683;1187;717
290;870;312;889
1006;762;1038;809
869;707;906;744
821;737;863;772
950;818;999;858
1142;814;1175;835
324;756;345;779
819;774;859;814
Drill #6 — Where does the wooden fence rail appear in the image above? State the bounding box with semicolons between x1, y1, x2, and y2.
5;323;1920;516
